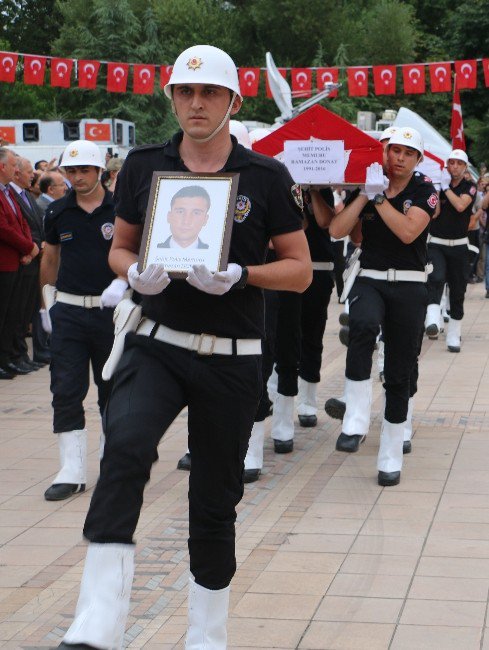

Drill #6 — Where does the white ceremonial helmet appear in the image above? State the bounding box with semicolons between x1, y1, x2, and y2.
379;126;398;142
248;127;271;145
60;140;106;169
164;45;242;99
447;149;468;164
229;120;251;149
388;127;424;156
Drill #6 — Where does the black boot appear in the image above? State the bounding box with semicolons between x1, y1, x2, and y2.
378;471;400;486
325;397;346;420
45;483;85;501
177;452;191;471
335;432;365;453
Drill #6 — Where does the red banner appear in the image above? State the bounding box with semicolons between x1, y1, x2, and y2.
85;123;111;141
24;55;46;85
78;60;100;89
373;65;396;95
450;77;465;151
316;68;338;97
0;126;16;144
51;58;73;88
347;67;368;96
107;62;129;93
265;68;286;98
0;53;18;83
238;68;260;96
133;64;155;94
403;64;425;94
159;65;173;90
483;59;489;88
291;68;312;98
429;62;451;92
454;59;477;89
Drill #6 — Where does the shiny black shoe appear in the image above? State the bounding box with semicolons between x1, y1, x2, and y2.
177;452;191;471
24;359;41;370
6;361;33;375
273;439;293;454
33;353;51;364
339;311;349;326
57;642;100;649
298;414;317;427
448;344;460;353
244;468;261;483
339;326;349;347
403;440;412;454
44;483;85;501
378;471;400;486
425;324;439;340
335;432;365;453
325;397;346;420
0;367;15;379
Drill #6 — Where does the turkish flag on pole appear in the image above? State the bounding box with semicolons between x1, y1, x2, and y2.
85;123;111;141
429;62;451;92
24;55;46;85
107;62;129;93
291;68;312;98
347;67;369;96
133;64;155;94
450;76;466;151
316;68;339;97
159;65;173;90
0;53;18;83
265;68;286;98
238;68;260;96
0;126;16;144
403;64;425;94
483;59;489;88
373;65;396;95
78;60;100;89
50;58;73;88
454;59;477;89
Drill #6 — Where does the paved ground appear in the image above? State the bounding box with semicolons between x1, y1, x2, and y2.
2;283;489;649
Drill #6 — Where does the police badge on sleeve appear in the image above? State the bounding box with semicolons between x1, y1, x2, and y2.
291;184;304;210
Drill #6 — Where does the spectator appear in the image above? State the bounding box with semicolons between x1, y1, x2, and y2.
37;172;67;212
104;156;124;193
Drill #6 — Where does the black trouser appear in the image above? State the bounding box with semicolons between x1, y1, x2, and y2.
346;278;427;423
427;244;470;320
255;290;278;422
49;302;114;432
11;264;39;363
275;291;302;396
83;333;262;590
332;240;345;298
299;270;334;383
0;269;21;367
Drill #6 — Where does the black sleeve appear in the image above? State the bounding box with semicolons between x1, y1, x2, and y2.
113;156;141;224
43;209;59;245
412;182;438;218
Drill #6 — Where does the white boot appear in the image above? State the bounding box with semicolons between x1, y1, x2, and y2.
244;421;265;471
377;419;405;486
53;429;87;485
271;393;294;453
297;378;318;427
186;577;230;650
267;368;278;405
446;317;461;352
425;303;441;339
99;432;106;461
377;339;385;382
403;398;414;454
62;543;135;650
336;379;372;452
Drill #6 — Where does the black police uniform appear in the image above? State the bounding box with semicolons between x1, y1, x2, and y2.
347;173;437;423
427;178;477;320
82;132;303;591
44;189;116;433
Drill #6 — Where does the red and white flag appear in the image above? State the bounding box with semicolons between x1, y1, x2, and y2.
0;126;16;144
454;59;477;89
429;62;451;92
403;64;425;94
347;67;369;96
50;58;73;88
0;53;18;83
78;60;100;89
133;64;155;94
107;62;129;93
265;68;286;98
159;65;173;90
291;68;312;98
238;68;260;96
373;65;396;95
24;55;46;85
85;123;111;141
316;68;339;97
450;76;466;151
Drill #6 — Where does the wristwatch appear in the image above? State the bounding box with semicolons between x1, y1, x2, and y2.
233;266;248;290
374;193;386;205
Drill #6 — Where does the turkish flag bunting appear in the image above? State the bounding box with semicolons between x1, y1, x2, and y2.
483;59;489;88
85;123;111;141
238;68;260;96
0;53;18;83
291;68;312;98
429;62;451;92
24;55;46;85
450;77;466;151
347;67;369;96
107;62;129;93
51;57;73;88
159;65;173;89
78;60;101;89
316;68;339;97
373;65;396;95
265;68;286;98
133;64;155;94
403;64;425;94
0;126;16;144
454;59;477;89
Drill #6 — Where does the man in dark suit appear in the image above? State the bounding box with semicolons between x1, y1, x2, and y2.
157;185;210;250
36;171;67;213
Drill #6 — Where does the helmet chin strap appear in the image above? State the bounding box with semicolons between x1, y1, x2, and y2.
172;93;237;143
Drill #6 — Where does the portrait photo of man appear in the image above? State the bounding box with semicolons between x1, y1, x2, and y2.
157;185;210;250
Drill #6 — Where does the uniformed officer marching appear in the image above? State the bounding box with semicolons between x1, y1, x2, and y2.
40;141;129;501
329;128;437;487
57;45;311;650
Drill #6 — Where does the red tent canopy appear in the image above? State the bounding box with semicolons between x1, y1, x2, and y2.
252;105;383;184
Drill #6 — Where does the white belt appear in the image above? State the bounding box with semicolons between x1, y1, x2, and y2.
136;318;262;356
312;262;334;271
56;290;131;308
359;268;428;283
428;235;469;247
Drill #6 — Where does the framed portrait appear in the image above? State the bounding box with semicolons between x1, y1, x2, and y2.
138;171;240;277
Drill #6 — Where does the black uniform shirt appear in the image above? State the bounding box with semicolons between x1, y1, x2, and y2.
114;132;303;339
303;189;335;263
44;188;116;294
430;178;476;239
359;172;438;271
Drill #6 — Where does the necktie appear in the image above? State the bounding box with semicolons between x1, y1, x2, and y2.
20;190;30;207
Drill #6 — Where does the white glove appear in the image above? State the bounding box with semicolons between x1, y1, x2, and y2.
127;262;170;295
440;169;451;191
360;162;389;200
40;308;52;334
100;278;128;308
186;263;243;295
